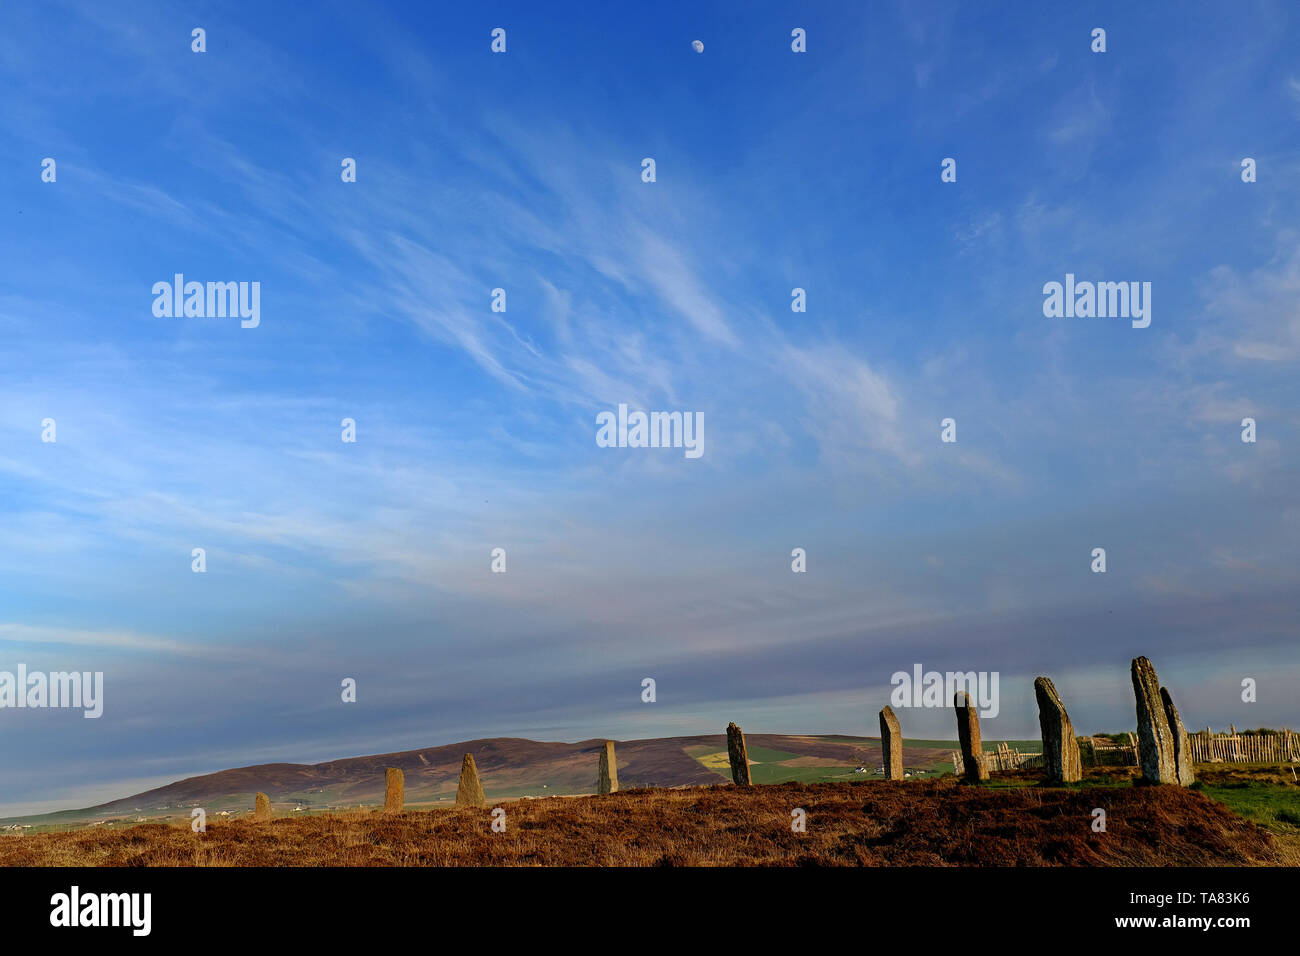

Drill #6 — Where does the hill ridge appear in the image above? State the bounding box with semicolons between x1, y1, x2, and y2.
5;732;986;825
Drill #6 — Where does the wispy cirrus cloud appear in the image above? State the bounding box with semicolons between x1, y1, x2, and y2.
1;0;1298;817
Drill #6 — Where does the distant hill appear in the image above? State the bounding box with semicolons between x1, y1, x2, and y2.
3;733;1013;827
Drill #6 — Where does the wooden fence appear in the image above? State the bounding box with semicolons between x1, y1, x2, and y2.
1187;728;1298;763
1087;733;1138;766
950;741;1041;775
950;729;1300;775
1018;729;1298;768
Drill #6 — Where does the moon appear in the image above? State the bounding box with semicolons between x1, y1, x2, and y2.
691;40;704;53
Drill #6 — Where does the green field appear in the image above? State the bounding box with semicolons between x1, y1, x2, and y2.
689;738;1052;784
1197;780;1300;834
935;763;1300;836
742;747;857;784
902;738;1041;751
816;736;1041;751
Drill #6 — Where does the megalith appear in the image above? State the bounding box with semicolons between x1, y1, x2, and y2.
954;692;989;782
597;741;619;794
254;791;272;821
726;722;752;786
1034;676;1083;783
456;753;486;806
385;767;404;811
1159;687;1196;786
1131;656;1177;784
879;705;904;780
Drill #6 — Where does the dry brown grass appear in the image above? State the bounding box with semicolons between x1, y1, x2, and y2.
0;779;1285;867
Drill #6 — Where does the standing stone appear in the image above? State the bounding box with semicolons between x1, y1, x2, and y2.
456;753;486;806
726;722;752;786
954;692;989;782
1131;656;1177;784
254;792;271;821
1159;687;1196;786
385;767;405;811
597;741;619;794
879;706;904;780
1034;677;1083;783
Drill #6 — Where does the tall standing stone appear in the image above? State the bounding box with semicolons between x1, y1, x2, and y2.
1034;676;1083;783
597;741;619;794
254;792;271;821
385;767;405;811
879;706;904;780
1131;656;1177;784
456;753;486;806
726;722;752;786
954;692;989;782
1159;687;1196;786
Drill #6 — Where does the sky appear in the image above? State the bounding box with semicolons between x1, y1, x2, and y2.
1;0;1298;816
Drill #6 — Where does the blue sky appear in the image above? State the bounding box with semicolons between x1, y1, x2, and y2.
1;0;1298;815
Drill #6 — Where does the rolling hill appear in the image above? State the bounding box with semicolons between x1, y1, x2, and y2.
2;733;1007;827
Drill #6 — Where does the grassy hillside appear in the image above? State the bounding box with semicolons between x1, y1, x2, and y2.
0;733;993;830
